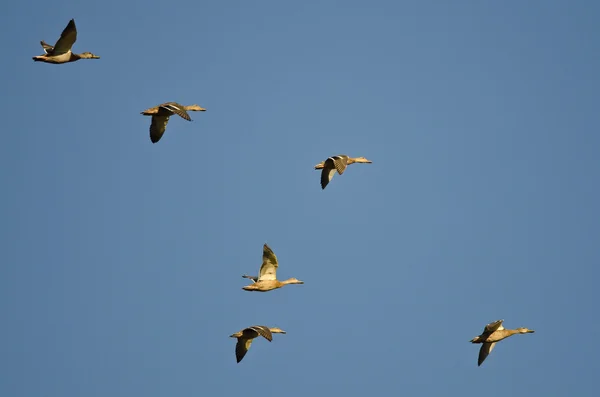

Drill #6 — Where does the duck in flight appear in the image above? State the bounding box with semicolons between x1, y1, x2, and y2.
242;244;304;292
33;19;100;64
229;325;286;363
314;155;372;189
140;102;206;143
470;319;535;366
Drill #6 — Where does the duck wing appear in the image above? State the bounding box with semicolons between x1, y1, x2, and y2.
52;19;77;55
478;342;496;366
258;244;278;281
320;155;349;189
149;115;170;143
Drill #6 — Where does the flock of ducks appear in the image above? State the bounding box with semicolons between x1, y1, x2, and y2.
34;19;536;365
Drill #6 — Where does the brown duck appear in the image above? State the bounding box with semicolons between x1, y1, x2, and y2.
470;319;535;366
314;155;372;189
242;244;304;292
140;102;206;143
229;325;286;363
33;19;100;64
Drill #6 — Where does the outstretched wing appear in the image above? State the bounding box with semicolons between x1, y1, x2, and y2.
159;102;192;121
247;325;273;342
149;115;170;143
331;155;349;174
478;342;496;366
235;325;273;363
52;19;77;55
258;244;278;281
320;155;349;189
483;319;504;334
235;338;253;363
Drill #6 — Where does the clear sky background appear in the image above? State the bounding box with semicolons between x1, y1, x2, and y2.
1;1;599;396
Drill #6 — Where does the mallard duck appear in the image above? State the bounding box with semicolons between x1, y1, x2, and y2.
314;155;372;189
242;244;304;292
140;102;206;143
32;19;100;64
470;319;535;366
229;325;286;363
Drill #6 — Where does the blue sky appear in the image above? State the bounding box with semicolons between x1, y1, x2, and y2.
1;0;599;396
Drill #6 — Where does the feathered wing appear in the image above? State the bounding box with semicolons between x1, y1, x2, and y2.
320;155;349;189
235;326;273;363
320;164;336;189
160;103;192;121
235;339;253;363
150;115;170;143
478;342;496;366
52;19;77;55
331;155;349;174
247;325;273;342
483;319;504;334
258;244;278;281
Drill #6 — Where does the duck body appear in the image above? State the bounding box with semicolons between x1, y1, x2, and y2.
33;51;97;64
242;279;290;292
33;51;72;63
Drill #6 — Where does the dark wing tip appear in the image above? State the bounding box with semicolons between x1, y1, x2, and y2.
320;170;330;189
477;344;489;366
150;131;161;143
235;340;248;363
263;244;275;257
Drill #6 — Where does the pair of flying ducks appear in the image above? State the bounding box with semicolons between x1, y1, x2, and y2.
140;103;373;190
232;318;536;365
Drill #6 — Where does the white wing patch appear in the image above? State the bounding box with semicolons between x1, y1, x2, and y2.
258;264;277;281
327;168;336;182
